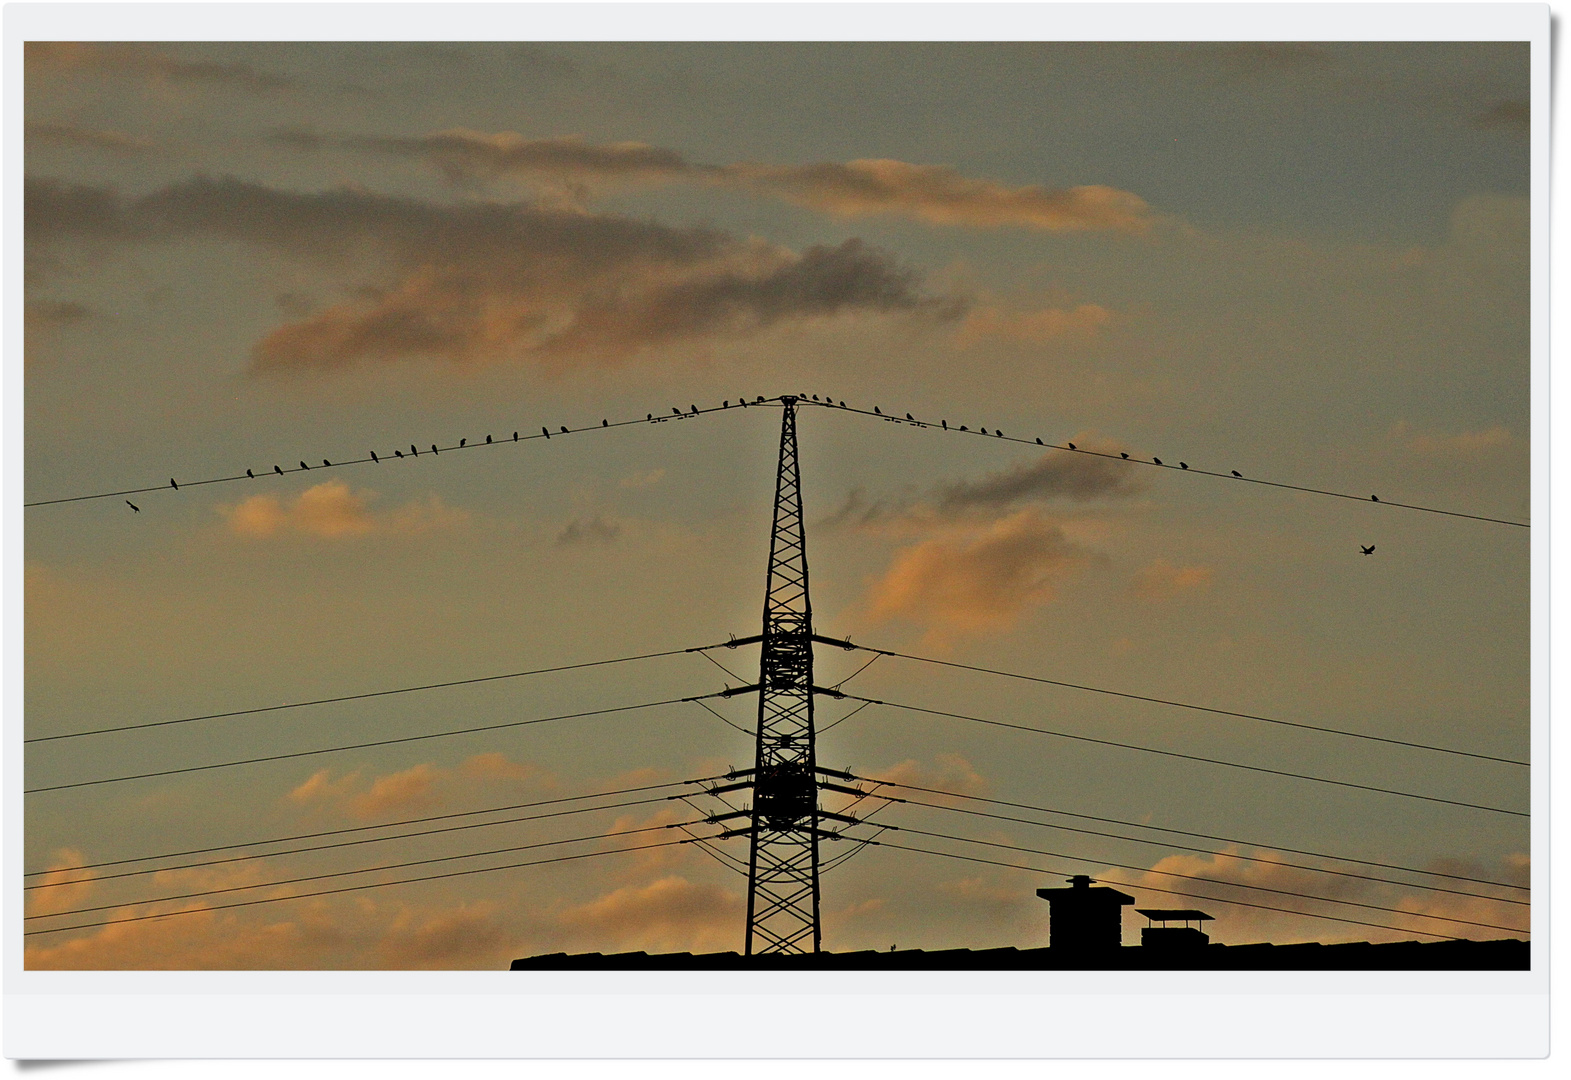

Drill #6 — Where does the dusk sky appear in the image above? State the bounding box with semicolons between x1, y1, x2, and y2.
21;39;1531;969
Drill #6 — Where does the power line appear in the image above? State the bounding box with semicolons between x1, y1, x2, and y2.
24;834;709;938
857;777;1529;892
839;693;1527;817
25;691;728;794
25;397;788;509
841;643;1526;767
28;795;676;891
866;839;1465;942
881;823;1526;935
24;777;713;877
802;398;1529;529
26;819;708;923
27;642;738;744
880;792;1526;906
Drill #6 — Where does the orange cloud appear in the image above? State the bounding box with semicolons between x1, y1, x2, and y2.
557;875;743;953
1131;558;1213;600
218;481;465;540
348;764;445;820
956;302;1115;346
863;511;1090;636
27;849;96;918
728;159;1153;232
288;755;554;822
867;753;988;800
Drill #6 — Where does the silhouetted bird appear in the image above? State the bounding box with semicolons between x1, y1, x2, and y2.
602;420;608;427
560;426;568;433
513;432;519;441
170;478;179;490
300;461;309;470
690;405;698;414
1232;470;1242;478
1121;453;1129;459
543;427;550;438
980;428;988;435
1036;438;1043;445
274;465;284;475
1180;462;1189;469
1371;495;1380;502
874;406;882;414
486;434;493;443
126;500;140;512
1153;457;1163;465
323;459;331;467
411;445;419;456
906;413;914;421
647;413;654;420
369;452;378;463
941;420;948;430
839;401;846;407
673;407;682;415
1361;545;1376;555
395;450;403;458
459;439;466;447
756;396;765;403
247;469;255;478
431;445;438;454
1067;442;1076;450
724;401;730;408
959;426;968;431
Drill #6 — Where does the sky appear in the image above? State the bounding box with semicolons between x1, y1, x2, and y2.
20;39;1531;969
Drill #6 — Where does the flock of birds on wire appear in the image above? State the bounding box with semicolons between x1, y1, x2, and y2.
116;393;1383;554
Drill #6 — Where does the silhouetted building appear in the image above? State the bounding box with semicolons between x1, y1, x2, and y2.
1035;875;1135;951
1138;908;1214;950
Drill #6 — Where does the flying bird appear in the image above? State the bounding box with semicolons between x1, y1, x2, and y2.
1361;545;1376;556
126;500;140;512
1180;462;1189;470
274;465;284;475
1153;457;1163;465
1067;442;1076;450
246;469;254;478
1231;470;1242;478
169;478;178;490
370;453;378;463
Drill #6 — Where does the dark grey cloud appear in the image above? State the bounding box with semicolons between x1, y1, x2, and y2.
26;42;292;93
27;174;937;371
25;300;92;330
555;515;621;547
1473;100;1529;133
26;121;153;156
937;451;1146;511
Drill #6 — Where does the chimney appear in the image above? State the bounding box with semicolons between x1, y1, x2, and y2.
1035;875;1135;951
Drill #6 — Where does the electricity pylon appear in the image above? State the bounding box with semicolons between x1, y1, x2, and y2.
703;395;862;955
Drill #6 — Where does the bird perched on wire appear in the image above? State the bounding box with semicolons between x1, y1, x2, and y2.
247;469;255;478
394;450;403;458
459;439;466;447
513;432;519;441
370;452;378;463
126;500;140;512
274;465;284;475
690;405;698;414
601;420;608;426
1179;462;1188;469
323;459;331;467
1067;442;1076;450
1121;453;1129;460
1371;495;1380;502
410;445;418;456
299;461;310;470
431;444;438;454
874;406;882;415
906;413;914;421
560;426;569;434
486;434;493;443
1153;457;1163;465
672;407;681;416
542;427;550;439
169;478;179;490
1232;470;1242;478
1361;545;1376;556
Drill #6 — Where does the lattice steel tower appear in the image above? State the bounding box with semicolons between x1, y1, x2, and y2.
703;396;861;954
